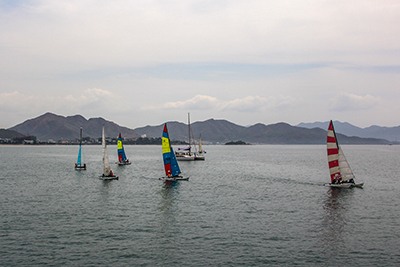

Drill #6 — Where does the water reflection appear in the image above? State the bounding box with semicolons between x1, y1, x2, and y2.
155;182;181;263
157;182;180;230
321;188;349;252
99;179;114;199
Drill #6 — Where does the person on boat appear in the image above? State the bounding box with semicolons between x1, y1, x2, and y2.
75;163;77;168
109;170;114;177
332;174;342;184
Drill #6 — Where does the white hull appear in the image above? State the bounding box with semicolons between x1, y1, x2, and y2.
194;155;205;160
176;155;195;161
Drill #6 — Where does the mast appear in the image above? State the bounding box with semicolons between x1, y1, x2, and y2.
102;125;111;176
199;134;202;153
188;112;191;155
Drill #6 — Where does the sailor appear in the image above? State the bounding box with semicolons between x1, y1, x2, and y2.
110;170;114;177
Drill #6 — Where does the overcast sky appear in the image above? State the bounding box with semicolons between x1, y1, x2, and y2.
1;0;399;129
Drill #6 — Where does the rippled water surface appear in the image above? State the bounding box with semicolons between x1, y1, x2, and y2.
1;145;399;266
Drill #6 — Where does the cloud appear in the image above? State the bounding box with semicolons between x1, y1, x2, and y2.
1;1;400;129
1;0;399;77
159;95;220;110
146;94;299;113
221;95;298;112
0;88;117;115
329;93;381;112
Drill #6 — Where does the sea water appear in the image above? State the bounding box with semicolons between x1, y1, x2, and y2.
0;145;399;266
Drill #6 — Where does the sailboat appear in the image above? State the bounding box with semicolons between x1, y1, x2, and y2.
175;113;204;161
326;120;363;188
161;123;188;181
100;125;118;180
116;133;131;166
198;133;206;154
75;127;86;170
194;133;205;160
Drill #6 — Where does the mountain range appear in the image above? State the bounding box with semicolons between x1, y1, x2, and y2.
135;120;391;145
0;129;25;139
5;112;397;144
9;112;141;141
297;121;400;142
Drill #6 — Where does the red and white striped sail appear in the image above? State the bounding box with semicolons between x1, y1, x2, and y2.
327;121;340;182
327;120;355;183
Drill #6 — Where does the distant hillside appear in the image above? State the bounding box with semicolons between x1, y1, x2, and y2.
9;112;141;141
297;121;400;141
0;129;25;139
9;113;392;144
134;119;247;143
135;120;391;145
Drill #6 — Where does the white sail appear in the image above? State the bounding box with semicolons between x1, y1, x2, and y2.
102;125;111;176
338;146;355;180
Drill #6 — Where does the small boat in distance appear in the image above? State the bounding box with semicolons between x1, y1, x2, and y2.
175;113;205;161
326;120;363;188
100;125;118;180
75;127;86;170
116;133;131;166
194;133;205;160
161;123;188;181
198;133;206;154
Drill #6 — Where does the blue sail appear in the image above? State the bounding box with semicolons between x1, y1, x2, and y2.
77;145;82;165
162;124;181;177
75;127;85;169
117;133;128;162
169;147;181;176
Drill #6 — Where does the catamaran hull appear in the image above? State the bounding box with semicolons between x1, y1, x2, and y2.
75;165;86;170
116;161;131;166
325;183;352;188
352;183;364;188
194;156;205;160
99;175;119;180
176;156;195;161
159;176;189;181
325;182;364;188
